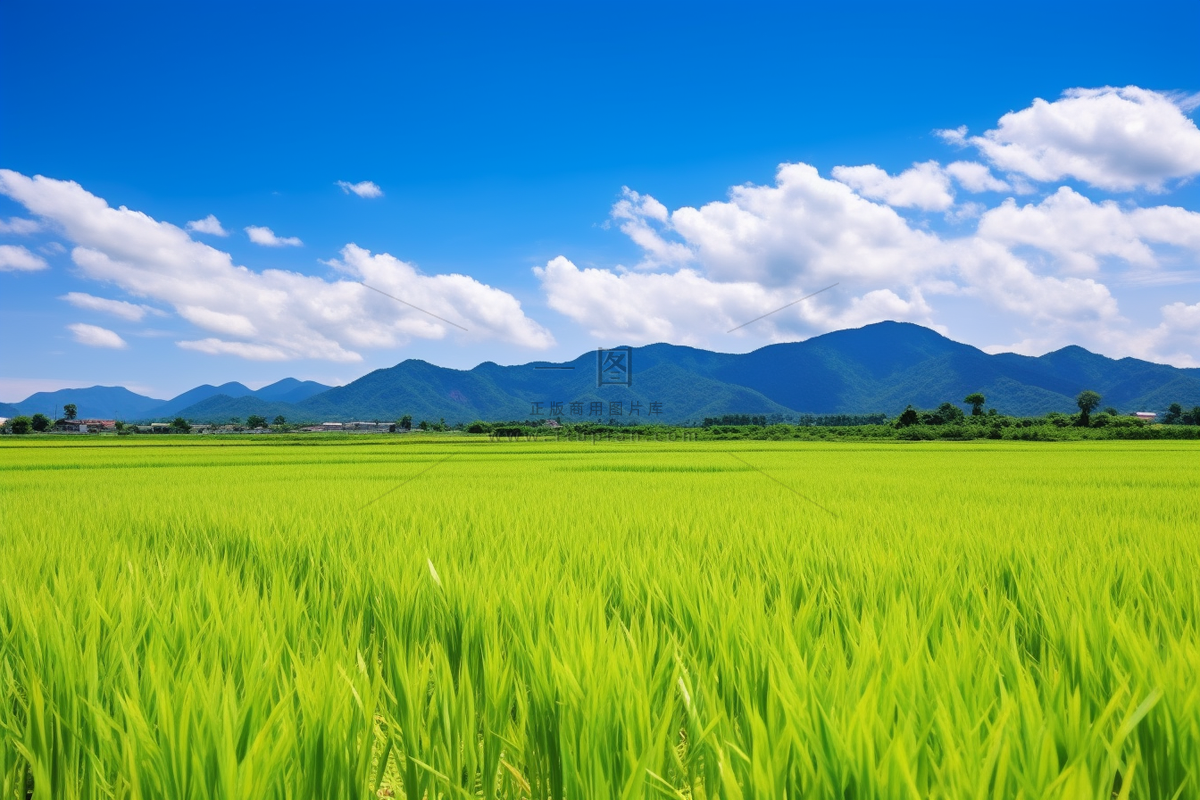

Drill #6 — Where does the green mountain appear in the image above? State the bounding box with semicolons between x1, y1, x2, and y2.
11;386;167;419
158;321;1200;424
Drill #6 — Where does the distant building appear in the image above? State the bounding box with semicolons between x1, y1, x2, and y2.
78;419;116;431
1134;412;1157;421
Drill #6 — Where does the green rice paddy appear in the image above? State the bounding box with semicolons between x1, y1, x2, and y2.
2;437;1198;799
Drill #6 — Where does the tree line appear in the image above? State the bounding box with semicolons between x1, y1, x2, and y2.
6;391;1200;437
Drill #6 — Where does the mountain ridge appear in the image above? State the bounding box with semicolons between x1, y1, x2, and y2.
5;323;1197;423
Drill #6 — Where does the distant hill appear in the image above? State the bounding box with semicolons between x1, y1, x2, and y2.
10;324;1198;424
167;394;301;423
5;377;335;422
170;322;1199;423
11;386;167;419
253;378;331;403
137;378;336;419
142;382;255;418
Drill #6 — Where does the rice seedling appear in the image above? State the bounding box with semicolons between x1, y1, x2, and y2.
1;437;1198;798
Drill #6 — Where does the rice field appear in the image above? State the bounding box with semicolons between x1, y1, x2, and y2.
1;436;1198;799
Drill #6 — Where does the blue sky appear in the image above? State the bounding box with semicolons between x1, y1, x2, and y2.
3;1;1199;401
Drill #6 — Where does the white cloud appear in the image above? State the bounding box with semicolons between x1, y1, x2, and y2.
954;87;1200;192
661;162;948;288
945;161;1011;193
540;154;1189;360
937;125;968;147
0;170;553;363
60;292;165;322
609;188;693;268
0;244;47;271
67;323;128;349
831;161;955;210
329;244;554;349
0;216;40;235
535;257;937;347
336;180;384;199
1141;301;1200;367
177;338;289;360
40;242;66;255
186;214;228;236
977;187;1200;273
950;237;1121;325
245;225;303;247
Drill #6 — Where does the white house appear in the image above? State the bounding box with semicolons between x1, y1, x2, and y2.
1134;412;1157;421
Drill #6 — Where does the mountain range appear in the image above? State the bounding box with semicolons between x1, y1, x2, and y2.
2;377;332;421
3;323;1198;424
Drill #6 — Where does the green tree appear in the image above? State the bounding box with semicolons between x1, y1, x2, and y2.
1163;403;1183;424
1186;406;1200;426
9;416;32;434
896;406;919;427
31;413;50;432
964;393;986;416
63;403;78;420
1076;390;1101;426
418;420;429;431
272;415;287;426
399;414;412;431
247;415;268;429
171;417;192;433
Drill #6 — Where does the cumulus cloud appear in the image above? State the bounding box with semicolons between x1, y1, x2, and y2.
67;323;128;349
950;237;1120;325
60;292;165;322
1141;301;1200;366
610;188;693;268
0;216;40;235
0;170;552;362
534;256;935;345
536;164;952;345
0;244;48;271
661;162;947;287
831;161;955;210
186;214;228;236
945;161;1010;193
538;147;1195;362
328;244;554;348
977;187;1200;273
245;225;303;247
947;87;1200;191
336;180;384;199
